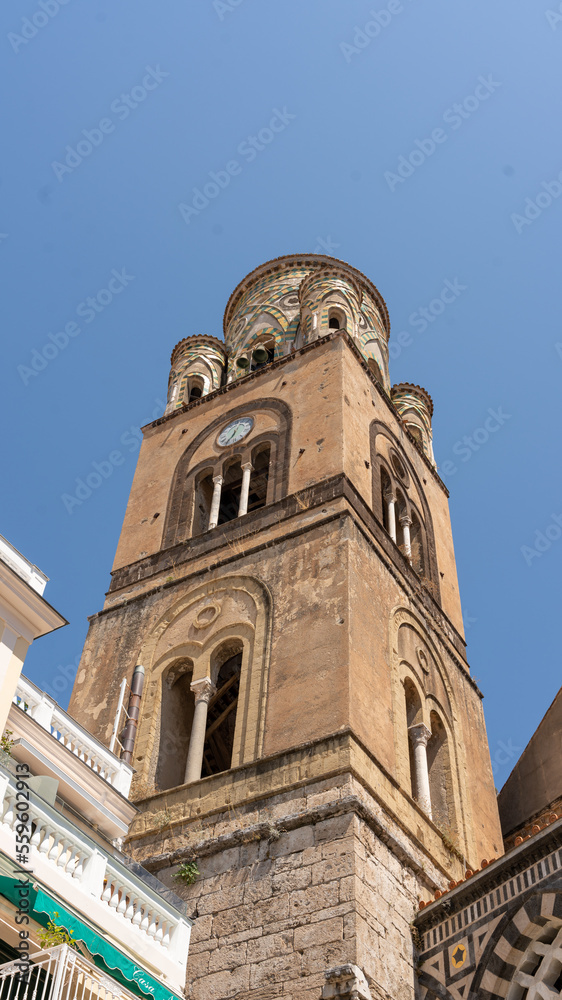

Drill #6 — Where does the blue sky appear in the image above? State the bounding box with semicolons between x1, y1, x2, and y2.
1;0;561;792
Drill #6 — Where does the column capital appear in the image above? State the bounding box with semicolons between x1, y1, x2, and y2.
190;677;216;705
212;474;224;486
408;723;431;748
399;512;412;527
322;965;372;1000
384;490;397;504
241;461;253;471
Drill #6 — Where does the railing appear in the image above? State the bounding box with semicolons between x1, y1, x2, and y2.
12;676;132;796
0;944;139;1000
0;773;191;976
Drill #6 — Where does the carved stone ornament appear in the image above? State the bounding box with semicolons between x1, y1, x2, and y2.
322;965;372;1000
417;646;429;674
192;602;222;629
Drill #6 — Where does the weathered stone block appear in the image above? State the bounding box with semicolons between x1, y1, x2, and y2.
294;916;344;951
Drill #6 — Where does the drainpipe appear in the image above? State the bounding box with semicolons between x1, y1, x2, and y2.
120;665;145;764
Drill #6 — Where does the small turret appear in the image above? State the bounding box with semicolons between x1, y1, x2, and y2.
165;336;226;414
391;382;435;465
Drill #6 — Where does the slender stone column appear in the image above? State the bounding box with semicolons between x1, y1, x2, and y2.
207;475;223;530
400;513;412;561
384;491;397;543
184;678;216;784
238;463;253;517
408;723;432;818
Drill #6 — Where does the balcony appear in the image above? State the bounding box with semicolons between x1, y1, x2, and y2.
0;944;147;1000
9;676;135;840
0;767;191;993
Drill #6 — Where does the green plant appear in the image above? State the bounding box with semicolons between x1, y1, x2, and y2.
38;914;78;950
172;861;200;885
0;730;14;756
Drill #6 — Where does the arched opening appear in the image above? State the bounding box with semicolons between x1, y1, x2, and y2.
250;335;275;370
407;422;424;451
156;659;194;791
380;467;392;532
218;459;243;524
248;444;271;512
404;678;422;800
395;489;407;553
410;511;425;576
368;358;383;384
193;470;214;536
328;307;346;331
202;642;243;777
188;378;204;402
427;710;454;829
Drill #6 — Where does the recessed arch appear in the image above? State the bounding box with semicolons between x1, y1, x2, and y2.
162;398;292;547
370;420;439;594
389;606;468;854
131;576;272;794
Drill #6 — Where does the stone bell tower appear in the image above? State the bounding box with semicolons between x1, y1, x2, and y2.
69;255;502;1000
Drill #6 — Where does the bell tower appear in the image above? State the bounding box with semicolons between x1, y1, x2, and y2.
69;255;502;1000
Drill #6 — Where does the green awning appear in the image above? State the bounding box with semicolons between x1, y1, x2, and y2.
0;877;182;1000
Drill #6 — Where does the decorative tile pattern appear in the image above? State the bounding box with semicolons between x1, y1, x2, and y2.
416;836;562;999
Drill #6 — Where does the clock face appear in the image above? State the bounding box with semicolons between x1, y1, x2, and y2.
217;417;254;448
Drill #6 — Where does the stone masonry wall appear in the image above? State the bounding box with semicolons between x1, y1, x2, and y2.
133;775;452;1000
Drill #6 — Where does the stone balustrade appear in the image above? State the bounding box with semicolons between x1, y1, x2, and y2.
0;769;191;987
12;675;132;795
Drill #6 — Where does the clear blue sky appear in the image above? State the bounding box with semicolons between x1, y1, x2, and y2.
2;0;561;792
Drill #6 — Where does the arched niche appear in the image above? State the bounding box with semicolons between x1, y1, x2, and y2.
427;708;455;830
155;657;195;791
389;607;468;851
131;576;272;794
